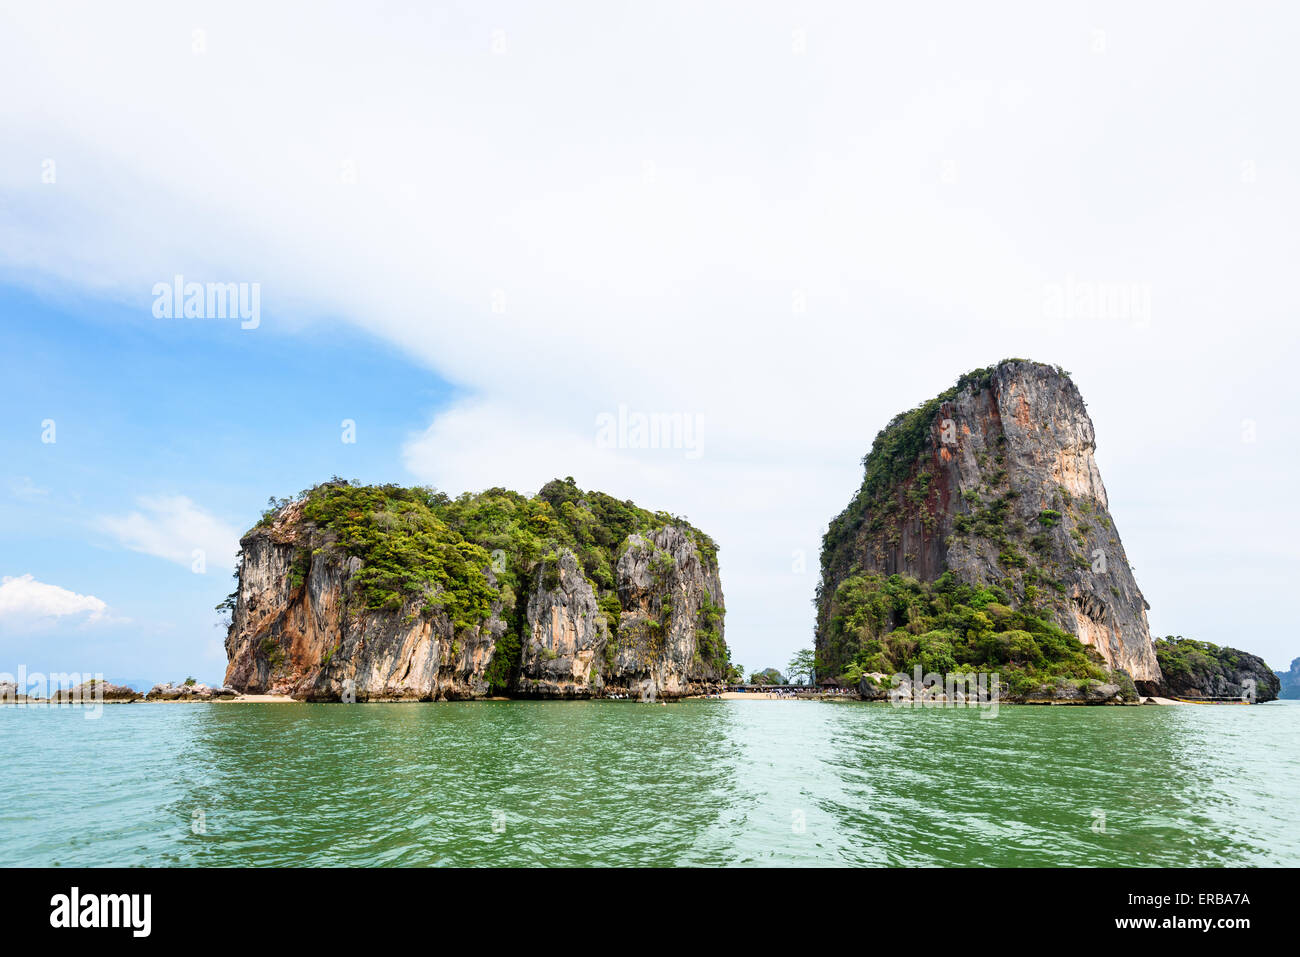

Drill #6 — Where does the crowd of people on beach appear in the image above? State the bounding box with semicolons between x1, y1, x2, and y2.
595;686;859;702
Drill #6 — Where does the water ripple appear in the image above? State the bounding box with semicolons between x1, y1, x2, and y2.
1;699;1296;866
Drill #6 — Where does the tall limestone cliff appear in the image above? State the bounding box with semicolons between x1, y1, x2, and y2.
223;478;727;700
817;359;1161;692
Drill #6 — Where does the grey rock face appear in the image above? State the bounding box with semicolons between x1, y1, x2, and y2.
223;504;503;701
516;549;609;697
1026;680;1128;704
224;505;724;700
819;360;1160;683
857;673;893;701
608;526;727;698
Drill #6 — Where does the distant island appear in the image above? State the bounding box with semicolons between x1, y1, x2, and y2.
1275;658;1300;699
219;477;732;701
813;359;1279;704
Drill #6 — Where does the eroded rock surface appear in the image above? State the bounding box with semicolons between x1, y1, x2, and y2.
819;359;1160;685
224;502;504;701
224;491;726;700
517;549;608;697
607;526;728;698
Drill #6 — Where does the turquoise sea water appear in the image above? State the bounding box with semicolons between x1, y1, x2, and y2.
2;699;1297;866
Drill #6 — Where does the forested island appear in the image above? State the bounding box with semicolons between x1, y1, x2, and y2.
221;478;732;700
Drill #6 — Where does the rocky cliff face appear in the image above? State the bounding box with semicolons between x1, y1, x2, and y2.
224;482;726;700
223;500;506;701
608;527;727;698
818;359;1161;686
517;549;608;698
1155;637;1280;702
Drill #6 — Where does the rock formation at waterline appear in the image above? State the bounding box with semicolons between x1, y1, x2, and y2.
817;359;1161;691
223;479;728;701
1154;637;1279;702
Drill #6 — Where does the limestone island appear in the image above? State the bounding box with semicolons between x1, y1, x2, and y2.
814;359;1278;705
220;477;731;701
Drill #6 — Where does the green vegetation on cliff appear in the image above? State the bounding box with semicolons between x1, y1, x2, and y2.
251;476;724;693
820;570;1114;698
1155;636;1280;701
427;477;724;690
1154;637;1237;687
296;482;498;630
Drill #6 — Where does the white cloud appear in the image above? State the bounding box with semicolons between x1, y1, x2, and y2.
10;477;49;501
0;574;107;623
96;496;240;573
2;3;1298;667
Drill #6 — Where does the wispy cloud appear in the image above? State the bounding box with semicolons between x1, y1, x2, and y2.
9;477;50;502
0;574;106;623
96;495;239;573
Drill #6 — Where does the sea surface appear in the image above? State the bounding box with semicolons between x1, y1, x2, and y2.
3;698;1298;866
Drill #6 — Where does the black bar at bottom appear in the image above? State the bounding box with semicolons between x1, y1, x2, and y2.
2;866;1283;943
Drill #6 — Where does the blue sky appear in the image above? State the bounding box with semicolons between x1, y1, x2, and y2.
0;283;457;684
2;2;1298;685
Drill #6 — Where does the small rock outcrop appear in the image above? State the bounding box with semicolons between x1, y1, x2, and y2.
146;682;237;701
857;675;884;700
856;670;1134;705
1154;637;1280;702
1022;679;1128;705
8;680;145;703
51;680;143;702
